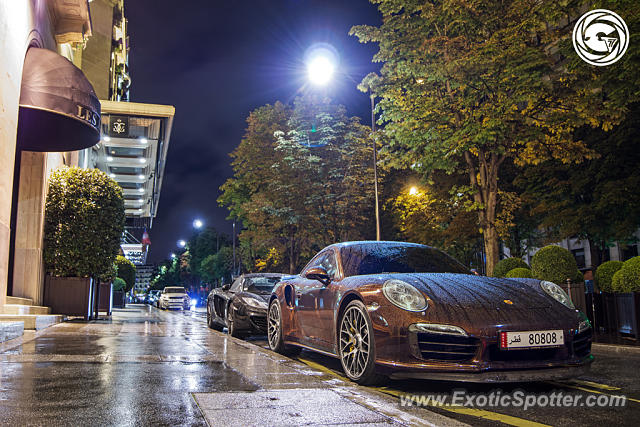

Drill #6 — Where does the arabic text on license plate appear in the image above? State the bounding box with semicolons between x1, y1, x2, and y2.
500;330;564;349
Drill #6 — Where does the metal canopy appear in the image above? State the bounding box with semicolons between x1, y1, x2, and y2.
17;48;100;152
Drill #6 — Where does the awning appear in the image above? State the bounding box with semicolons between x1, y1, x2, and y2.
17;48;101;152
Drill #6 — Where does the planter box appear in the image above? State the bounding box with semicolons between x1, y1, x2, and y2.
44;275;95;319
589;293;607;332
113;290;126;308
602;292;619;334
615;292;640;337
97;282;113;315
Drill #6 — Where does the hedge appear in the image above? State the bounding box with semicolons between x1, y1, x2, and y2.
611;256;640;293
115;255;137;292
492;258;529;278
530;245;580;284
595;261;623;293
112;277;127;291
43;167;125;278
505;267;534;278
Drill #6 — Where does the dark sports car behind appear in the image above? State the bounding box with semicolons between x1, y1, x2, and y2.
207;273;285;337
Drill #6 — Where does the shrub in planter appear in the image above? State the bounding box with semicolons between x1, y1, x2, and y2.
611;257;640;336
595;261;624;293
611;256;640;293
115;255;136;292
43;167;125;316
112;277;127;291
505;267;534;278
530;245;579;285
492;258;529;278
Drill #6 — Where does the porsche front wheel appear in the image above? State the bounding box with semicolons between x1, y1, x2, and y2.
267;299;301;357
339;300;384;385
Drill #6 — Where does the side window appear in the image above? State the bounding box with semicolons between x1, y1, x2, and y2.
305;250;338;279
230;278;243;292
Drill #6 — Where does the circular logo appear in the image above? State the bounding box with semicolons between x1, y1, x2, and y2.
573;9;629;66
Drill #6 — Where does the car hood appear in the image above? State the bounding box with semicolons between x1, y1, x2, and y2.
241;292;270;304
365;273;577;334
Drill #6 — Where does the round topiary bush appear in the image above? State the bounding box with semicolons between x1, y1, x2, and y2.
505;267;534;278
611;256;640;293
492;257;529;277
44;167;125;278
530;245;579;285
115;255;137;292
595;260;623;293
112;277;127;291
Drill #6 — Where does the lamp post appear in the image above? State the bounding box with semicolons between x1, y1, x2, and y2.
193;218;203;229
306;48;381;240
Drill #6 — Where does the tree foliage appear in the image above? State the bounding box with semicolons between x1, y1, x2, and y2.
200;246;234;285
219;97;378;273
350;0;640;274
44;167;125;278
115;255;136;292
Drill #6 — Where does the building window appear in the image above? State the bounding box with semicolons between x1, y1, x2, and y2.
572;249;586;269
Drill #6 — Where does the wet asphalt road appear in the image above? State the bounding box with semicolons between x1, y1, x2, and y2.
0;306;257;426
1;305;639;426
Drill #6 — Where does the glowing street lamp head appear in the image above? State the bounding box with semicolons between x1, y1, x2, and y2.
177;239;186;248
307;56;335;85
305;43;339;86
409;186;419;196
193;219;203;229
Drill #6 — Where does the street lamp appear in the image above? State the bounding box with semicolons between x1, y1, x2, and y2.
409;186;419;196
193;219;203;229
305;44;381;240
177;239;186;248
170;253;176;259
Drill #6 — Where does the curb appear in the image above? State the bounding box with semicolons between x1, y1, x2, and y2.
592;342;640;355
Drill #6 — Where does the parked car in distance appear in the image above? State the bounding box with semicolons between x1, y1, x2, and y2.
267;241;593;385
158;286;190;310
207;273;285;337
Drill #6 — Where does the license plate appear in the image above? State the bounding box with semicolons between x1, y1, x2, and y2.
500;330;564;349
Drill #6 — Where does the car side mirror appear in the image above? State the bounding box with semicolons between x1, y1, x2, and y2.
221;284;231;291
305;267;331;286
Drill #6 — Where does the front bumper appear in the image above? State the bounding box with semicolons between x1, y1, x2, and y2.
372;320;593;382
233;307;268;334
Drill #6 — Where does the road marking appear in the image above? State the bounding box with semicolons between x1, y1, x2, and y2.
547;381;640;404
295;357;549;427
376;387;550;427
564;379;621;391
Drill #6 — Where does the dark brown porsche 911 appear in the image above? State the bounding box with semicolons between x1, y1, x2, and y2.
267;241;593;384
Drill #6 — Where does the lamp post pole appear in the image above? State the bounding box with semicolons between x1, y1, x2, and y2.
371;94;381;241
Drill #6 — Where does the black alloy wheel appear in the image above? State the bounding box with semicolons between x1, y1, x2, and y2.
227;304;243;338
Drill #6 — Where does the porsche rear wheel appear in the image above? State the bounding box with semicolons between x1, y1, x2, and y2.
267;299;301;357
339;300;384;385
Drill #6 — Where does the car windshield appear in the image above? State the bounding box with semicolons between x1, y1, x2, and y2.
165;287;185;293
243;277;281;294
340;243;469;277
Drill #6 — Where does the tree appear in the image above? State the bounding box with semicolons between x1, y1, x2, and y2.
518;104;640;267
219;97;377;273
350;0;639;273
187;227;227;281
199;247;234;285
115;255;136;292
44;167;125;278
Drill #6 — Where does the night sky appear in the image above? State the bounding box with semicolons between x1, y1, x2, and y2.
125;0;382;263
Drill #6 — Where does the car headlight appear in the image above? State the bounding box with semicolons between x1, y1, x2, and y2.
382;279;428;312
540;281;575;309
242;296;268;310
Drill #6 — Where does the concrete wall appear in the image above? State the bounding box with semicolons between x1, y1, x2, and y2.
0;0;58;307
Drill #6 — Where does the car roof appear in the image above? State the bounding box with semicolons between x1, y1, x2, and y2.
240;273;285;278
326;241;429;251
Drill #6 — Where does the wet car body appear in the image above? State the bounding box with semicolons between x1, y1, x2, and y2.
268;241;593;383
207;273;285;336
